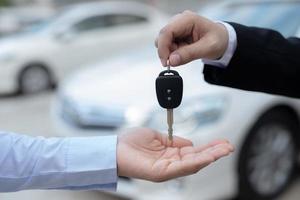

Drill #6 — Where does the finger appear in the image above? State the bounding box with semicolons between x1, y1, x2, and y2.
201;143;233;160
157;28;172;66
155;37;177;50
180;146;232;176
155;33;183;49
168;12;184;24
177;41;189;48
164;143;233;180
206;147;231;161
157;13;197;66
166;153;215;179
211;143;235;153
171;43;178;52
169;36;213;66
194;139;231;153
181;140;233;157
204;143;234;154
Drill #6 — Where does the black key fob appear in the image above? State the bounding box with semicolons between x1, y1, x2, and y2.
155;70;183;109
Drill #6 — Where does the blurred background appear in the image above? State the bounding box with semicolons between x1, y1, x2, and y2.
1;0;300;200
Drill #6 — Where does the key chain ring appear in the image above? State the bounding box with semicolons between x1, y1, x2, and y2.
167;60;171;72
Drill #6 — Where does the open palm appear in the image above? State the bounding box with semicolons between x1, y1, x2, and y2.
117;128;234;182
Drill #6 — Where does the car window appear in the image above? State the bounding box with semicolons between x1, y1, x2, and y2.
202;2;300;37
72;14;147;33
73;15;110;33
108;14;148;26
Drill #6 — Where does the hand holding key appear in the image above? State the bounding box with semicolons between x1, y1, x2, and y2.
155;10;228;67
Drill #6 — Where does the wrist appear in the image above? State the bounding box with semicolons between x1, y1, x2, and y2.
215;22;229;60
202;22;236;68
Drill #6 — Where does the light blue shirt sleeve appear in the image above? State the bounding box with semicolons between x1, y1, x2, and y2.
0;132;118;192
202;22;238;68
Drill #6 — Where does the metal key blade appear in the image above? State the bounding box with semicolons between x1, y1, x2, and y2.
167;109;173;141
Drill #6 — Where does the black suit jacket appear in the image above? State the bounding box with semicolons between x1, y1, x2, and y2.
203;22;300;98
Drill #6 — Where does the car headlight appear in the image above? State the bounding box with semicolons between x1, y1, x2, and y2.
59;95;126;128
146;95;229;134
0;52;16;63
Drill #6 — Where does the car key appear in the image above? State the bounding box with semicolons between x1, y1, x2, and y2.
156;64;183;141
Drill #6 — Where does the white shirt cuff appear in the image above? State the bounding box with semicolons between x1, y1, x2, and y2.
202;21;237;68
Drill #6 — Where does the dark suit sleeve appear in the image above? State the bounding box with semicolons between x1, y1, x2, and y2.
203;22;300;98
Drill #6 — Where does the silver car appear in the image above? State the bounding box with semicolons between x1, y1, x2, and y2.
53;0;300;199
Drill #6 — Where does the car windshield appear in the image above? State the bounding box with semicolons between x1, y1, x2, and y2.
18;11;64;34
201;1;300;37
23;19;52;33
20;6;81;34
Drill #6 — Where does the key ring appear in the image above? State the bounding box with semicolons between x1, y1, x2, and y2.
167;60;171;72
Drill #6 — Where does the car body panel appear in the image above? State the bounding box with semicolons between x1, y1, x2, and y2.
0;2;168;93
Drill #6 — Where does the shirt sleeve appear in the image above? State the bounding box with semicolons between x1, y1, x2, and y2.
202;22;237;68
0;132;118;192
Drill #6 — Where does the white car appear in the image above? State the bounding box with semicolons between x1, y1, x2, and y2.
53;0;300;200
0;6;54;37
0;1;167;94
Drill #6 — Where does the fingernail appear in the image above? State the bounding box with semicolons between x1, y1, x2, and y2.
170;53;181;66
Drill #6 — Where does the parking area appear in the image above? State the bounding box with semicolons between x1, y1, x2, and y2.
0;93;299;200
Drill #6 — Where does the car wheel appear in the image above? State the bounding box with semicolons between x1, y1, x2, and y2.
238;108;299;200
19;65;53;94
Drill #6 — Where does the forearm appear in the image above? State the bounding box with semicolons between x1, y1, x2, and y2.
204;22;300;98
0;132;117;192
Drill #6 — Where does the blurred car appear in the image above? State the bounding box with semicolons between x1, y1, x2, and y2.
53;0;300;200
0;1;167;94
0;6;54;37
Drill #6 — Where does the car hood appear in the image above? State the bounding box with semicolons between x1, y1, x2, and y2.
60;47;227;110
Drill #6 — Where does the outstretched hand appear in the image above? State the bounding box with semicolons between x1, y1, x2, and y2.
117;128;234;182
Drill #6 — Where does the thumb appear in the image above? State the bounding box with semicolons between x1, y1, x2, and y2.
169;37;213;66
